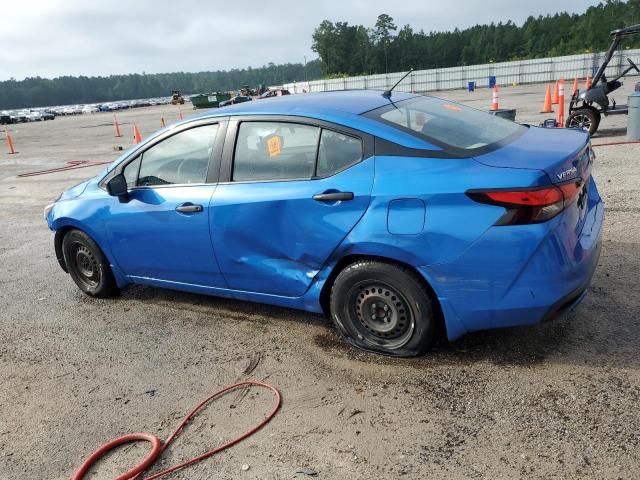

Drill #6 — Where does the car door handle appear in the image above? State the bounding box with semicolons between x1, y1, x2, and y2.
175;203;203;213
312;191;354;202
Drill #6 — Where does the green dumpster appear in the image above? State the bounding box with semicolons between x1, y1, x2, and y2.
191;92;232;109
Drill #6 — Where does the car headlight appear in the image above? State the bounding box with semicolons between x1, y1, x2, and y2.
43;194;62;221
586;142;596;166
43;202;55;221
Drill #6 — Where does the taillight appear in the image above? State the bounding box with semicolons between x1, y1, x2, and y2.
558;181;582;205
467;179;584;226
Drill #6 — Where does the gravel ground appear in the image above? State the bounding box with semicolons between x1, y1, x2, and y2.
1;82;639;479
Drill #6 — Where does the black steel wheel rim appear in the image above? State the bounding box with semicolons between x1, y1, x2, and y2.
70;242;100;289
347;281;415;349
568;114;592;131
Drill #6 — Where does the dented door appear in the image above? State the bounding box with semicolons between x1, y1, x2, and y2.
209;159;374;297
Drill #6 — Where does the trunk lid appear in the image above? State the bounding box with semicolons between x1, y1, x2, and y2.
473;126;592;185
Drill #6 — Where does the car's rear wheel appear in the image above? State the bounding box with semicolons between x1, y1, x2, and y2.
62;229;118;298
566;108;600;136
329;260;436;357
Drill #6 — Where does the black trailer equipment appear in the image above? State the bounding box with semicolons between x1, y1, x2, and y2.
567;24;640;136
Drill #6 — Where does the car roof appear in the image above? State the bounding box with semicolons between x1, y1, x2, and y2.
183;89;444;150
195;90;418;118
103;89;445;179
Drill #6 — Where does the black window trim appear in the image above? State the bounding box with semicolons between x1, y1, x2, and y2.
219;115;373;184
99;118;229;190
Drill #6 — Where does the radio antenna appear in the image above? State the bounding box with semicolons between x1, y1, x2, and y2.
382;69;413;99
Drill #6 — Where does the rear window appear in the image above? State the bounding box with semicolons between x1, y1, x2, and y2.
365;96;523;150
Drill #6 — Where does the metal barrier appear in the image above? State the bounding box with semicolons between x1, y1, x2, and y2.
283;49;640;94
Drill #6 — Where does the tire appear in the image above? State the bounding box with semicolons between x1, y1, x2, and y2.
329;260;436;357
566;108;600;136
61;229;118;298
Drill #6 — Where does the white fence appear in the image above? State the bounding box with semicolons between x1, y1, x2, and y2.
283;49;640;94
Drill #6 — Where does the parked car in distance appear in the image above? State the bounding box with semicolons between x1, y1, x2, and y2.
259;89;291;99
0;114;11;125
27;111;43;122
45;90;603;357
12;111;28;123
218;96;253;107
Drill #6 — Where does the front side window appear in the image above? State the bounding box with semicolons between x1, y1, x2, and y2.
365;96;523;151
123;156;141;188
127;124;218;186
233;122;320;181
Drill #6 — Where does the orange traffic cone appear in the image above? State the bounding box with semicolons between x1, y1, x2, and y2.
5;127;16;154
572;77;579;95
161;116;166;128
133;124;142;144
490;84;499;111
113;114;122;138
552;80;559;105
558;81;565;128
585;75;592;90
540;84;554;113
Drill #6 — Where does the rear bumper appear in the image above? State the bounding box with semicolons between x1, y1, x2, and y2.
540;283;589;324
419;180;604;341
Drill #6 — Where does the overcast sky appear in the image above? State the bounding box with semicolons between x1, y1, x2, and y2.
1;0;600;81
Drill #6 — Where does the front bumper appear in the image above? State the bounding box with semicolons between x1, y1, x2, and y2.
53;229;69;272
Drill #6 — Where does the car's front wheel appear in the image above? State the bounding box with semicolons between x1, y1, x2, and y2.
62;229;118;298
329;260;436;357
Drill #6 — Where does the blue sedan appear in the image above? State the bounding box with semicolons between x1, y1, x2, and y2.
45;90;604;356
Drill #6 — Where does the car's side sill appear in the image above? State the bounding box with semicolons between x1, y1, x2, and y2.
127;275;324;313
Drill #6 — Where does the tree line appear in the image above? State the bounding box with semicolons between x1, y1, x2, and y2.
0;62;321;109
312;0;640;75
2;0;640;109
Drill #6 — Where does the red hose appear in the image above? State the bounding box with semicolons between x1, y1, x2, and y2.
72;380;281;480
17;160;112;178
591;140;640;147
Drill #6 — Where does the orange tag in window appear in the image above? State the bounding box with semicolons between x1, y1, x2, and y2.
443;103;463;112
266;136;282;157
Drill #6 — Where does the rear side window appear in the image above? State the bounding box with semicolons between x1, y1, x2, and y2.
317;130;362;177
233;122;320;181
365;96;523;150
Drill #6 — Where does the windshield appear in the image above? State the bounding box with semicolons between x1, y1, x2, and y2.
365;96;524;151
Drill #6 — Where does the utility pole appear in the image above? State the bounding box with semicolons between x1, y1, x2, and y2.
385;44;388;74
304;55;308;82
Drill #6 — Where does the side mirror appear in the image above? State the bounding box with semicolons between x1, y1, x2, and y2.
106;173;128;197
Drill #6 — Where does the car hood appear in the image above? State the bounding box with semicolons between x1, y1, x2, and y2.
473;126;591;184
58;178;92;201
